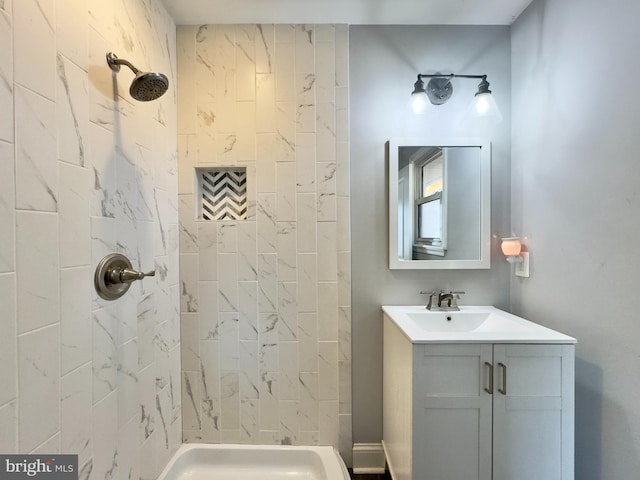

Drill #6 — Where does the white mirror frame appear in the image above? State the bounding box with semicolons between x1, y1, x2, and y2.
389;137;491;269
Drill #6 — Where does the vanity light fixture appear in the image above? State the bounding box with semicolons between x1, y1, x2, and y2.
411;73;503;123
501;237;530;277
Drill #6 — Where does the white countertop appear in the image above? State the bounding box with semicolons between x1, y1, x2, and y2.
382;305;577;344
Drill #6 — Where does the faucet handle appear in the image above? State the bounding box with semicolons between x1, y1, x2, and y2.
451;291;465;297
420;290;443;295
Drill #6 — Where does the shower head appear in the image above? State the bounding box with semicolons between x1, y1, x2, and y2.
106;52;169;102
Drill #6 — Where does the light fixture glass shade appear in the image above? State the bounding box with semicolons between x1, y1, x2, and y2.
467;92;503;123
501;237;522;256
411;91;429;114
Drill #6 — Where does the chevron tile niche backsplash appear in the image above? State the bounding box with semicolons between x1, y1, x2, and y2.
199;169;248;221
177;24;351;465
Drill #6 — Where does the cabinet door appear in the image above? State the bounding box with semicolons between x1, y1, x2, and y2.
414;344;493;480
492;344;575;480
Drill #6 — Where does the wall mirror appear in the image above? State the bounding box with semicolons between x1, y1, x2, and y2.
388;138;491;269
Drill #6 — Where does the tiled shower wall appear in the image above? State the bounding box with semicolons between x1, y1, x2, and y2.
177;25;351;463
0;0;180;478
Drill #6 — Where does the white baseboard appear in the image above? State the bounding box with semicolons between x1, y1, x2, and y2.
352;443;386;474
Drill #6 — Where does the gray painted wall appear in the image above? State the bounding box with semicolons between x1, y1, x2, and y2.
349;25;512;443
511;0;640;477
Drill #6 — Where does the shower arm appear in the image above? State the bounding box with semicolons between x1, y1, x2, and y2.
106;52;140;74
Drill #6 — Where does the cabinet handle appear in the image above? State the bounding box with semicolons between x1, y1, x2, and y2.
484;362;493;394
498;362;507;395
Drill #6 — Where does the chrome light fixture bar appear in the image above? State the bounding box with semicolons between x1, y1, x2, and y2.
411;73;502;123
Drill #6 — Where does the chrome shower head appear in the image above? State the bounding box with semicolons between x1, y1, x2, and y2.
106;52;169;102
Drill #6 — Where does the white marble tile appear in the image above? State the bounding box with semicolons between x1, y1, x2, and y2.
338;413;353;467
315;40;335;104
318;341;339;403
298;313;318;373
180;313;200;371
0;273;15;406
236;25;256;102
239;341;260;400
256;74;275;133
93;306;117;403
57;0;88;69
295;73;316;133
178;135;196;194
214;25;237;102
296;133;316;193
294;25;315;73
198;222;218;280
257;254;277;313
61;363;92;465
199;281;219;340
0;401;16;453
0;11;12;143
16;212;59;333
219;313;240;371
317;222;337;281
200;340;221;441
14;0;55;100
296;194;316;253
336;141;350;197
18;324;59;452
57;54;89;168
337;196;350;252
339;358;352;416
278;341;299;400
259;313;279;347
239;281;258;340
257;194;277;253
276;162;296;221
117;339;139;427
15;85;57;211
277;222;297;281
116;416;139;480
257;133;276;193
88;28;115;130
299;372;318;431
92;391;118;480
138;293;155;370
240;398;259;443
236;101;256;162
275;102;296;163
278;282;297;341
88;122;117;218
338;252;351;306
275;42;294;103
318;282;338;341
296;253;317;313
61;267;91;375
316;103;337;165
317;165;337;222
179;195;198;253
178;26;198;133
180;254;199;313
59;163;91;268
140;364;158;441
279;400;299;444
255;24;274;75
275;24;294;43
0;142;14;272
220;371;240;430
259;372;279;431
318;400;339;446
218;253;239;312
237;221;258;281
218;223;238;253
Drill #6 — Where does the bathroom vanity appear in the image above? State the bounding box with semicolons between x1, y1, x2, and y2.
382;306;576;480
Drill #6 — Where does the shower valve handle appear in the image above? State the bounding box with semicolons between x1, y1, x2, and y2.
109;267;155;285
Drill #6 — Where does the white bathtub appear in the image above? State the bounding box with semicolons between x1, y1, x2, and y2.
157;444;350;480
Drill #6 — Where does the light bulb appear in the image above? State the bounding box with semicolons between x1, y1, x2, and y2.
501;237;522;256
467;92;503;123
411;92;429;114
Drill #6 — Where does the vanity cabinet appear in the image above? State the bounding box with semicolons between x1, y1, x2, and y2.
383;314;575;480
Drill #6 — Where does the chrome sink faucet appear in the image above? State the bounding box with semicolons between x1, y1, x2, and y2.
420;290;465;311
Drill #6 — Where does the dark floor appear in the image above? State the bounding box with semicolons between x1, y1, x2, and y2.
348;469;392;480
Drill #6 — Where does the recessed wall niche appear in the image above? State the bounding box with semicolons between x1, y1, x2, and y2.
196;167;248;221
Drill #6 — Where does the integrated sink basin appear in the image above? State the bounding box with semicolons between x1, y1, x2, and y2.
383;305;576;343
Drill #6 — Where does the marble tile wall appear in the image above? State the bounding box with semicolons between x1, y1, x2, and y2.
176;24;352;465
0;0;180;478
